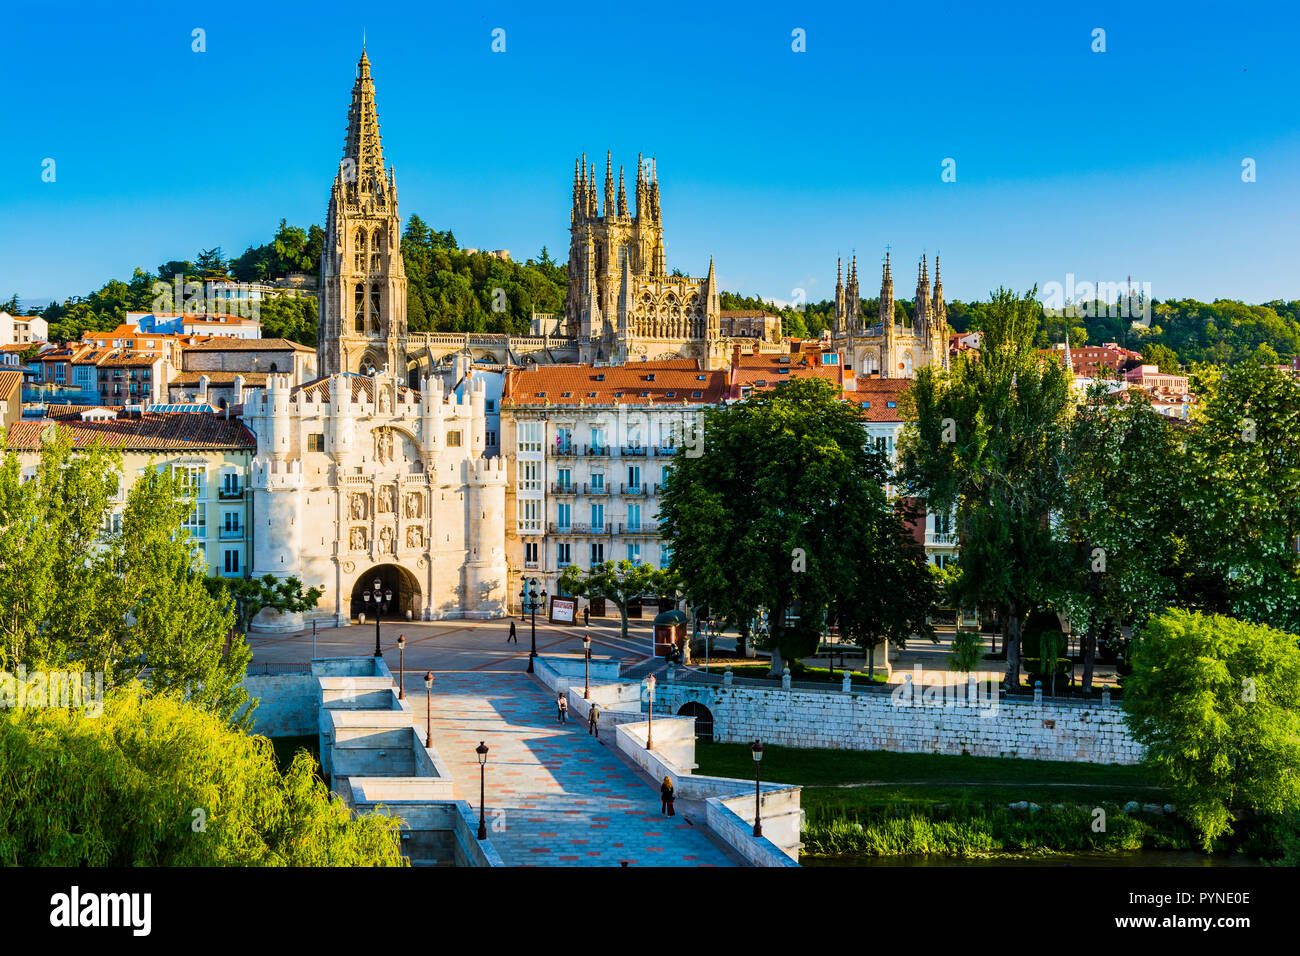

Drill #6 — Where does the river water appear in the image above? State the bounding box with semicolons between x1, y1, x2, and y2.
804;850;1259;867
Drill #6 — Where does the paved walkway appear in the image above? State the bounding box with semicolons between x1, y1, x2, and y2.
409;669;735;867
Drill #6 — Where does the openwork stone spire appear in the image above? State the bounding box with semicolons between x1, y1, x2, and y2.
342;49;387;201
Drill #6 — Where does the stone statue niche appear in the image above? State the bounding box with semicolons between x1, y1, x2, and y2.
350;493;368;520
406;525;423;549
405;491;423;518
378;485;395;513
379;526;394;554
350;527;367;551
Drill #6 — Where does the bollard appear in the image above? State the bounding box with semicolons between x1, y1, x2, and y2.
967;675;978;707
723;665;733;686
842;671;852;693
1034;680;1043;705
1102;686;1111;708
781;665;792;690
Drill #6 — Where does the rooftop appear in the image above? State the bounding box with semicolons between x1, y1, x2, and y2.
503;359;726;407
6;408;256;451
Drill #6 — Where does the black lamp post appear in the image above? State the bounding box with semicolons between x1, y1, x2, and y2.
751;739;764;838
517;576;547;674
423;671;434;748
475;740;489;840
361;577;393;657
397;634;406;699
645;674;656;750
583;633;592;699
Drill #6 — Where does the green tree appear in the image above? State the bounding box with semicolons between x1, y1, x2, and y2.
660;377;930;676
208;573;323;636
898;288;1074;690
1055;384;1183;695
558;561;669;642
949;629;984;673
0;688;405;866
1123;609;1300;849
1143;342;1181;374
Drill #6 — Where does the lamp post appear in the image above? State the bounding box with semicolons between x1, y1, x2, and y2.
475;740;489;840
361;577;393;658
517;576;547;674
645;674;656;750
397;634;406;699
751;739;764;838
423;671;434;748
583;633;592;699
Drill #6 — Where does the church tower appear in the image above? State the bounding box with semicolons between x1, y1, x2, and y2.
318;49;408;379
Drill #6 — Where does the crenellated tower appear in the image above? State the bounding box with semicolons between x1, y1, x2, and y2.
318;49;408;379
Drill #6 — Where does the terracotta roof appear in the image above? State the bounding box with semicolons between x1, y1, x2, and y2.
0;343;34;353
171;370;269;387
843;379;912;422
503;360;726;406
0;371;22;401
6;411;255;451
720;309;780;319
184;338;314;353
727;350;849;399
292;373;419;405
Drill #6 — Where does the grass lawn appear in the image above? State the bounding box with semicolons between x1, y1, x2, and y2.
694;741;1167;810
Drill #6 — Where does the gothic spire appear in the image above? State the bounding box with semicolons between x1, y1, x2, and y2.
342;47;385;194
604;151;615;218
617;164;627;217
650;157;661;220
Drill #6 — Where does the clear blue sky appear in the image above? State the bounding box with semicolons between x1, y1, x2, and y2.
2;0;1297;308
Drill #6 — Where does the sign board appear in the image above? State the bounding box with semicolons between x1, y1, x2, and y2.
549;596;576;624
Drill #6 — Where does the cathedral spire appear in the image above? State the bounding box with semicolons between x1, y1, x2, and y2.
342;47;385;196
572;157;582;220
604;151;615;218
617;164;627;217
588;163;598;217
649;157;661;220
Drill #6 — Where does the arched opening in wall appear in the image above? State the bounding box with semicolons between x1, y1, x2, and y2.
269;362;278;373
350;564;422;623
676;702;714;743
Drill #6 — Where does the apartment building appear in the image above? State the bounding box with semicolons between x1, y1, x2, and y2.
500;359;726;604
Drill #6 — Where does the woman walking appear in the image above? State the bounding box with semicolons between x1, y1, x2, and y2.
660;775;675;816
557;692;569;724
507;620;517;644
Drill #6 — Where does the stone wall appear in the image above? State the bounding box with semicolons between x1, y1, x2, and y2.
240;674;318;736
653;680;1140;765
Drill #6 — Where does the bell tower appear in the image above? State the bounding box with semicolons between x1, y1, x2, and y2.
318;49;408;379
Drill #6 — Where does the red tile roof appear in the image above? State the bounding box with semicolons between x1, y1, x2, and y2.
503;359;726;406
6;410;255;451
0;371;22;402
843;379;912;421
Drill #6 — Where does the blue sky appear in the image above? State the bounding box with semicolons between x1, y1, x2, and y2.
1;0;1297;307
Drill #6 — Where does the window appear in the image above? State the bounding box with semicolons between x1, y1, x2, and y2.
447;430;463;447
223;549;240;574
486;399;496;413
590;542;605;566
628;503;642;531
518;498;542;532
590;472;604;493
590;502;605;528
524;541;539;568
590;426;605;450
222;510;241;534
486;430;497;447
556;502;571;530
556;542;571;566
627;464;641;490
557;467;571;489
821;352;839;365
308;433;325;452
183;503;207;539
518;422;542;454
521;461;541;491
556;427;573;453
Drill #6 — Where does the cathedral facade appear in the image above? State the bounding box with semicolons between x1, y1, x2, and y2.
830;252;948;378
244;51;506;630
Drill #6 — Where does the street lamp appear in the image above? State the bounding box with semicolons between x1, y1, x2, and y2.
751;739;764;838
475;740;489;840
583;633;592;699
397;634;406;699
361;577;393;657
517;576;547;674
645;674;656;750
423;671;434;748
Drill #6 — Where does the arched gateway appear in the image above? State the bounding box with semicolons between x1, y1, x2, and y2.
349;564;422;622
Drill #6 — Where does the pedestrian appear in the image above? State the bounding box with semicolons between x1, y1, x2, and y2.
582;606;590;628
557;692;569;724
660;775;675;816
588;701;600;737
507;620;517;644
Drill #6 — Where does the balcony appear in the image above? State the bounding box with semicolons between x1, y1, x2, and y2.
586;444;611;457
620;523;661;536
554;444;578;458
219;527;244;541
551;482;577;495
620;483;658;497
925;532;957;546
620;446;648;457
583;482;610;496
554;522;613;536
218;487;244;500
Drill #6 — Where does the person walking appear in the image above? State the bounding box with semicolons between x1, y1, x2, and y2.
507;620;517;644
588;701;600;737
582;606;590;628
660;775;676;817
557;692;569;724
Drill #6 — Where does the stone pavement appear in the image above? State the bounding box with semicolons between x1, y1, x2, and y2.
409;668;736;867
